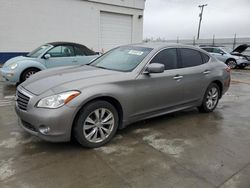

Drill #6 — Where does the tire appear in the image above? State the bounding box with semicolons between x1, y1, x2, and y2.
73;100;119;148
238;65;246;69
20;68;39;82
198;83;220;113
226;59;237;69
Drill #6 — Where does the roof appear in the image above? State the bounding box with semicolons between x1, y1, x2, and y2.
129;42;198;50
47;41;86;47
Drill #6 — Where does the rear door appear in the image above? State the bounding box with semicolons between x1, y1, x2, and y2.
177;48;211;104
135;48;184;116
45;45;77;68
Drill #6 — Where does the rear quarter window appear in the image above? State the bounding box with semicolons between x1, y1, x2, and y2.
200;52;210;63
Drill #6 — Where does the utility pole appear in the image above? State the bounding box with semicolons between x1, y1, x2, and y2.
197;4;207;40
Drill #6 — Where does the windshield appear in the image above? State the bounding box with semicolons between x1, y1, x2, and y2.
90;46;153;72
27;44;52;58
221;47;233;53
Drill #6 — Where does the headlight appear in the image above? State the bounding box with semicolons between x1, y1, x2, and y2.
37;91;80;109
9;63;18;70
235;56;245;60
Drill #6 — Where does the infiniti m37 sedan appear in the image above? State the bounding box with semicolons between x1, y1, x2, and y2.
15;43;231;148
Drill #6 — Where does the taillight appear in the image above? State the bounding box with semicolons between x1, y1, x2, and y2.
225;67;231;73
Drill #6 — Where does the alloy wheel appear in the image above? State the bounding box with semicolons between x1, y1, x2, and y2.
206;87;219;110
25;71;37;79
227;60;236;69
83;108;115;143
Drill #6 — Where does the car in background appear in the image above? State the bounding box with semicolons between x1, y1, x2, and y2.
200;45;249;69
15;43;230;148
231;44;250;62
0;42;99;85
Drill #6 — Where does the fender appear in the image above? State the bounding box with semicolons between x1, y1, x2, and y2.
16;60;47;82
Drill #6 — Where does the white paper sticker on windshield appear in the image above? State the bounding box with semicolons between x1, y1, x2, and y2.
128;50;144;56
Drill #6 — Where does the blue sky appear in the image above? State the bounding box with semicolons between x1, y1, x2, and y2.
143;0;250;39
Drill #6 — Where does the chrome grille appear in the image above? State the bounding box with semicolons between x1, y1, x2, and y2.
16;90;30;111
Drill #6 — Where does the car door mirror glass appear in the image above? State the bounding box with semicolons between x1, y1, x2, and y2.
44;54;51;59
145;63;165;74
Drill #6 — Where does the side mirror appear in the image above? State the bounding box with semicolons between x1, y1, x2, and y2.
220;52;225;55
145;63;165;74
44;54;51;59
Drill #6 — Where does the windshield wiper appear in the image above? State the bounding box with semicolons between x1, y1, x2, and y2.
95;66;110;70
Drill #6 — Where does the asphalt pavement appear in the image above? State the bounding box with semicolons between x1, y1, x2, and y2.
0;69;250;188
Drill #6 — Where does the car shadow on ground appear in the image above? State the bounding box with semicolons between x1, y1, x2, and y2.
14;107;225;155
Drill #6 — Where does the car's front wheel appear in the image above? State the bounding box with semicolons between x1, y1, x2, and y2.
20;68;40;82
198;83;220;113
226;59;237;69
73;100;119;148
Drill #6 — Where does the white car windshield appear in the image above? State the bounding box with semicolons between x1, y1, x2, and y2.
27;45;52;58
90;46;153;72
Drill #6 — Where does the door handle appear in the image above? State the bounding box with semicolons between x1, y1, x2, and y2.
203;70;211;74
72;60;78;63
173;75;183;80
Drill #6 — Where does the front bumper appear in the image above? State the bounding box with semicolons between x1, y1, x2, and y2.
0;67;19;85
15;90;77;142
236;59;250;66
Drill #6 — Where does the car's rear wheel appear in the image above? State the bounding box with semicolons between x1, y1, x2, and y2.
73;100;119;148
20;68;40;82
198;83;220;113
226;59;237;69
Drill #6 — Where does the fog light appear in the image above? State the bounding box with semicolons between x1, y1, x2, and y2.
6;73;14;77
39;125;50;135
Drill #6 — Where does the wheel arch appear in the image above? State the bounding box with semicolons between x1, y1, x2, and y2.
226;58;236;63
211;80;223;98
20;67;41;82
71;96;124;140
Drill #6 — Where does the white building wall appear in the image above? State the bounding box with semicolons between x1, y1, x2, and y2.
0;0;144;52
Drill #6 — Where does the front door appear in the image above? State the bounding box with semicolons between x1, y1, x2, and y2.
44;45;77;68
135;48;184;117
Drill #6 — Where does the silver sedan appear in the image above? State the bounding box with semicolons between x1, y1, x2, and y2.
15;43;231;148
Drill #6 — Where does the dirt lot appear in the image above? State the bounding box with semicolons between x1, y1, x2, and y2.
0;68;250;188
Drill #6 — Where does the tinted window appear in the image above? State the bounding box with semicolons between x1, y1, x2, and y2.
201;52;210;63
202;48;213;52
74;46;86;56
47;45;75;57
151;48;178;70
180;48;203;68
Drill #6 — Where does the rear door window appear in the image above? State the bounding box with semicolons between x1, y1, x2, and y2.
150;48;178;70
179;48;203;68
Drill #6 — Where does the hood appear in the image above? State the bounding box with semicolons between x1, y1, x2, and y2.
3;56;34;67
21;65;121;95
232;44;250;54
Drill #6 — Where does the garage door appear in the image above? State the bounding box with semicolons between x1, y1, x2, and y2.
100;12;132;51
